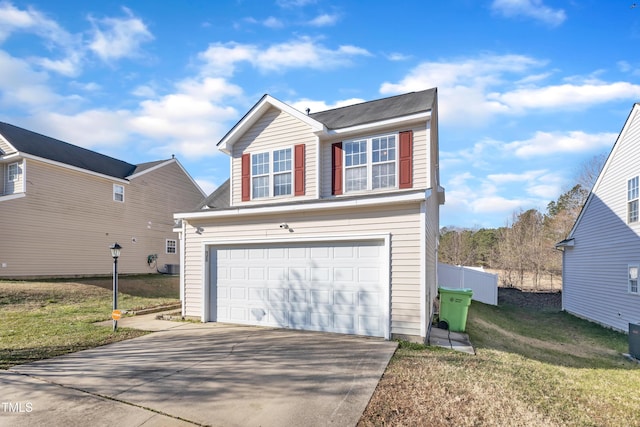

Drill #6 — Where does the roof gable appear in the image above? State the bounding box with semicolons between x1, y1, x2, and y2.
0;121;136;179
567;103;638;239
217;94;325;154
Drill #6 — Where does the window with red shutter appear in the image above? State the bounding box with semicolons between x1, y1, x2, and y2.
399;130;413;189
294;144;305;196
241;153;250;201
332;142;343;195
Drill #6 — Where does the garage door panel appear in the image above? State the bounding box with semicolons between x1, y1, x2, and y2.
334;290;355;306
210;240;387;337
289;289;307;303
311;290;331;305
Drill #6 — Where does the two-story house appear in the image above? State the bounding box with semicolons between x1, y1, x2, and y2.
558;103;640;333
174;89;444;342
0;122;205;278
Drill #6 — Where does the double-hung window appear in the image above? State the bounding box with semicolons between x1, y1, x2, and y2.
344;134;397;193
628;176;639;223
113;184;124;202
7;163;19;182
252;148;292;199
166;239;177;254
630;265;639;294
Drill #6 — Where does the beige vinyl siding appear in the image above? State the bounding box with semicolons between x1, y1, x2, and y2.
0;159;204;278
563;107;640;332
231;107;318;205
319;123;429;198
182;202;425;338
0;136;12;154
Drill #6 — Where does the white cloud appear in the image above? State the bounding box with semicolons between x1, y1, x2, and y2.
380;54;544;125
263;16;284;29
505;131;617;157
276;0;316;8
495;82;640;112
0;2;83;76
307;13;339;27
32;109;132;149
491;0;566;27
0;50;61;109
381;54;640;126
88;7;153;62
199;38;371;76
289;97;365;114
387;52;411;61
472;195;532;214
0;1;73;45
487;169;548;184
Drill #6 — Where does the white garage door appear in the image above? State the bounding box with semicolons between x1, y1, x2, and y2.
209;240;388;337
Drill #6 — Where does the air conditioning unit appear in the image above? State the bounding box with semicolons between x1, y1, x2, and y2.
164;264;180;275
629;323;640;360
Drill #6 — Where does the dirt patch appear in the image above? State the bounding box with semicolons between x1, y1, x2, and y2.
498;287;562;311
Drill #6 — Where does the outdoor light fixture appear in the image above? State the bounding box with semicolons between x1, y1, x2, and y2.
110;243;122;332
110;242;122;259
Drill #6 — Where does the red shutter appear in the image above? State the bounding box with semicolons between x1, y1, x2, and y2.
399;131;413;189
241;153;250;201
332;142;343;195
294;144;305;196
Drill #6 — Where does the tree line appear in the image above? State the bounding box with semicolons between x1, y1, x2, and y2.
439;154;606;289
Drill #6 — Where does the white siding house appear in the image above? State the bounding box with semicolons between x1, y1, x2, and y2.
175;89;445;342
559;103;640;332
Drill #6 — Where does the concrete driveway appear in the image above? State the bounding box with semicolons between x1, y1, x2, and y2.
2;321;397;427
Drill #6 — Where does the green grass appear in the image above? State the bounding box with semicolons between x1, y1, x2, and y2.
360;294;640;427
0;275;179;369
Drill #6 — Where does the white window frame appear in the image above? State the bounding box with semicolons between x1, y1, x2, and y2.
166;239;177;254
113;184;125;202
251;147;293;199
630;265;639;294
629;176;639;223
343;133;398;193
7;162;19;182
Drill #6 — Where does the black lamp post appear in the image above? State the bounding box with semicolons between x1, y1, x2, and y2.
110;243;122;332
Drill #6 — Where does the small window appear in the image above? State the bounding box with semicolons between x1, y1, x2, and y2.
630;265;639;294
166;239;177;254
113;184;124;202
629;177;639;223
7;162;19;182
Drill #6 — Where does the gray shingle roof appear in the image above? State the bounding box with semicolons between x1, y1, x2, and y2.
309;88;436;130
198;179;230;209
0;121;139;179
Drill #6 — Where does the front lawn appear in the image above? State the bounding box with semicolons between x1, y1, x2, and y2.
359;290;640;426
0;275;179;369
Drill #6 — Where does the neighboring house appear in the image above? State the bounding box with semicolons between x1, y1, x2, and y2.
0;122;205;278
557;103;640;332
174;89;445;342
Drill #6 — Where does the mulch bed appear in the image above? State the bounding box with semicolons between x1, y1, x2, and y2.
498;287;562;311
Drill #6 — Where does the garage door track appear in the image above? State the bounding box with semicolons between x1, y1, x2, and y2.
3;322;398;426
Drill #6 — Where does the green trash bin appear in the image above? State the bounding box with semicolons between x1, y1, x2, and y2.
438;287;473;332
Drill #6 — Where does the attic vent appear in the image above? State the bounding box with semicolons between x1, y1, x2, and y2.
306;108;310;115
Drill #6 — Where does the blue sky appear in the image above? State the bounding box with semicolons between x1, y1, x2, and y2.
0;0;637;228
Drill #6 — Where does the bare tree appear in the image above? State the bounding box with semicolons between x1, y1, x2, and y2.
575;152;607;193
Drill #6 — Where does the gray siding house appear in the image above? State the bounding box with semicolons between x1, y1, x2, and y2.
558;103;640;332
0;122;205;278
175;89;445;342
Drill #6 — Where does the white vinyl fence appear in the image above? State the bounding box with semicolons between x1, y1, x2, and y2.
438;263;498;306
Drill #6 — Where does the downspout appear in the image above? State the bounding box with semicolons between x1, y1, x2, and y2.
180;219;187;317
